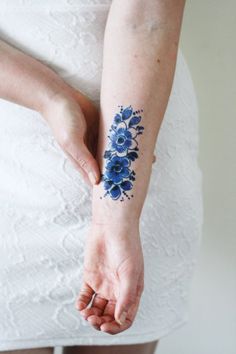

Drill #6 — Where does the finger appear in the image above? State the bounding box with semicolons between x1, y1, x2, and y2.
88;131;98;158
100;294;141;334
100;318;132;335
80;306;101;320
99;294;140;334
100;315;114;323
114;273;140;326
87;315;101;330
86;294;114;331
80;294;108;319
127;280;143;322
100;300;140;334
103;299;116;317
63;149;92;186
73;142;100;185
91;293;108;313
85;124;98;159
61;135;100;185
76;282;95;311
125;295;141;323
87;314;113;328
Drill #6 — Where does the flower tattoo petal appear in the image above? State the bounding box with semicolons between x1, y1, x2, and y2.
100;105;144;201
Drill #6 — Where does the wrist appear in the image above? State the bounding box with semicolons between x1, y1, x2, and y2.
90;217;141;241
38;74;76;117
92;181;141;221
92;215;140;227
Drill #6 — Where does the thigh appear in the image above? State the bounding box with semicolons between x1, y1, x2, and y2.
63;340;159;354
0;348;54;354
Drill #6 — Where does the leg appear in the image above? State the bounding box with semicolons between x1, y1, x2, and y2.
63;340;159;354
1;348;54;354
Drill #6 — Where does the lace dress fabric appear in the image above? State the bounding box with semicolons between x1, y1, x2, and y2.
0;0;203;350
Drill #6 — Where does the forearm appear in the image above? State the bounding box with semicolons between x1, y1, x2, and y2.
0;39;74;114
92;0;185;223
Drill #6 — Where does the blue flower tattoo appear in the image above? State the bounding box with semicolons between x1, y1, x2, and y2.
100;105;144;201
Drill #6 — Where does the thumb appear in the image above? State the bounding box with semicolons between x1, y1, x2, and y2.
114;274;139;326
73;142;100;185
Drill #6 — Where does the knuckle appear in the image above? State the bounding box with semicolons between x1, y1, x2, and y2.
126;292;139;305
77;156;88;170
78;297;86;305
79;289;90;296
59;135;89;171
59;133;72;149
78;294;89;303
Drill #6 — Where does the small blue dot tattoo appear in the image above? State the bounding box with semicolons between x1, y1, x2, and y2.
100;105;144;201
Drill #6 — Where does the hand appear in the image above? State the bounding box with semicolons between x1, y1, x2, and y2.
42;89;101;186
76;221;144;334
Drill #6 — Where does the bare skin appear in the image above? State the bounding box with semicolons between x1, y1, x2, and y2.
76;222;144;333
43;91;100;186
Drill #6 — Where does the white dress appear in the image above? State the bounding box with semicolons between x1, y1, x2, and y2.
0;0;203;350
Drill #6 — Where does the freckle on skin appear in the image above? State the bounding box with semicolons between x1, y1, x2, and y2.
147;20;160;32
157;58;161;64
130;23;137;30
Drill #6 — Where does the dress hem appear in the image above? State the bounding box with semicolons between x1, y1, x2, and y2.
0;316;188;350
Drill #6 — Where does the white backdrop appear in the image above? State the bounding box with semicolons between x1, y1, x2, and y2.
158;1;236;353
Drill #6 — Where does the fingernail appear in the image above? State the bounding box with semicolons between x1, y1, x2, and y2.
88;171;97;185
118;311;127;325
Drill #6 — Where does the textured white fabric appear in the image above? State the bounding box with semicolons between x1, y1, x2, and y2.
0;0;203;350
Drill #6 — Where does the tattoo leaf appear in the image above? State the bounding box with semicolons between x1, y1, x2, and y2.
103;150;112;159
110;185;121;200
128;115;141;127
127;151;138;161
122;106;133;120
114;114;122;124
120;180;133;191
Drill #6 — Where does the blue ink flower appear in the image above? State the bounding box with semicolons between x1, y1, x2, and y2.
110;121;138;156
103;179;133;200
105;156;131;184
101;105;144;201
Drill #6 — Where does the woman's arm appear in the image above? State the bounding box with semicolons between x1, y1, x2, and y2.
0;39;100;184
0;39;71;113
77;0;186;331
93;0;185;222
